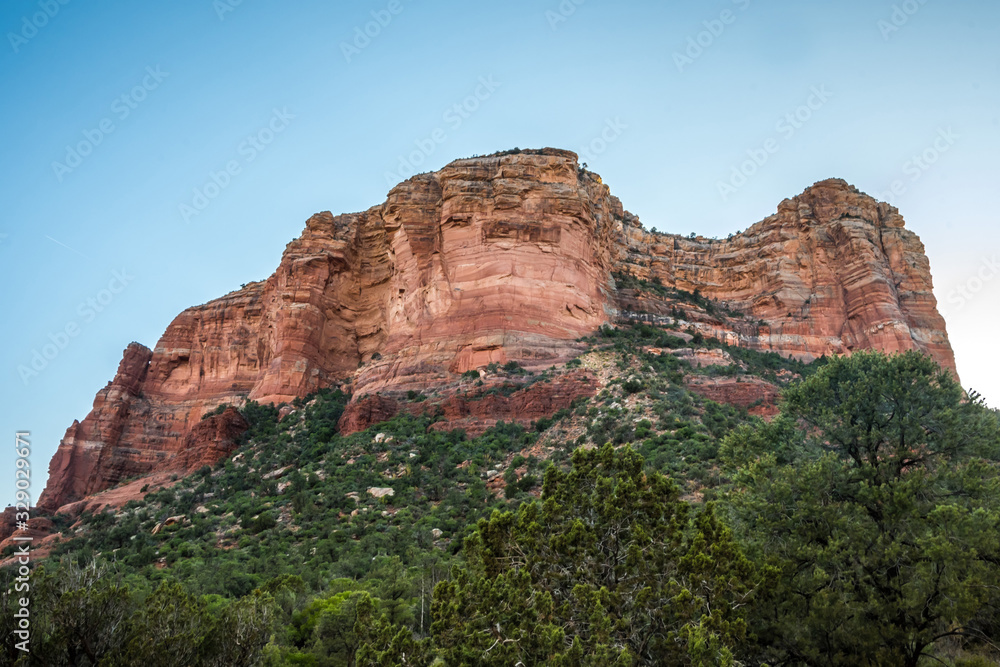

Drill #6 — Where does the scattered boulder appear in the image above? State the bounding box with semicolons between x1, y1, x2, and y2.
151;515;187;536
263;466;292;481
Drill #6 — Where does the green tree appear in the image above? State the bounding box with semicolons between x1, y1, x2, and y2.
1;560;274;667
113;581;212;666
1;561;133;666
275;582;371;666
354;593;432;667
204;590;274;667
724;351;1000;666
428;443;761;666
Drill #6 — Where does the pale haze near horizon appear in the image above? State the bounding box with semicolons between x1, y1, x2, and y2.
0;0;997;507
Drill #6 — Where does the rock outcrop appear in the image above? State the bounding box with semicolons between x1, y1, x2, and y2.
423;371;598;437
615;178;956;371
36;149;957;514
337;395;404;437
338;370;599;438
37;346;248;513
684;376;782;417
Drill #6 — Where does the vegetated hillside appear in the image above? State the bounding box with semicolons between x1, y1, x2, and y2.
1;312;815;662
5;278;998;666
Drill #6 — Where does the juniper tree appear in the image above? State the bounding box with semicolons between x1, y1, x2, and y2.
724;351;1000;667
358;443;763;666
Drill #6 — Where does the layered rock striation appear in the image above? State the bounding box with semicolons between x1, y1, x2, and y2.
37;148;957;514
338;370;600;438
615;178;955;371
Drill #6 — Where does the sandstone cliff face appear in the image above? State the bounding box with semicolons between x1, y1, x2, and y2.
38;342;153;512
37;344;248;513
615;178;956;373
37;149;957;514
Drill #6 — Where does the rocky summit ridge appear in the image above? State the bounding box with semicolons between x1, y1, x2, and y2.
30;147;956;518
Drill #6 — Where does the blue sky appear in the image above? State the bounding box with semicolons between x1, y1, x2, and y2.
1;0;998;507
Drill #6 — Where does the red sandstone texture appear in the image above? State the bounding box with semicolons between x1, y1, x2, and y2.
54;472;180;518
37;350;247;514
36;149;958;514
684;376;782;417
0;517;60;569
338;395;402;436
0;515;52;555
425;372;598;437
616;178;956;372
338;371;599;438
173;408;248;471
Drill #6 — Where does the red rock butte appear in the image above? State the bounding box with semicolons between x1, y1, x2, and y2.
35;147;957;515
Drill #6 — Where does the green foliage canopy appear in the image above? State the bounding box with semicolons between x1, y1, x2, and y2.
724;351;1000;667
